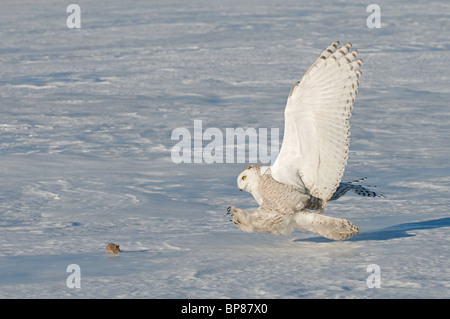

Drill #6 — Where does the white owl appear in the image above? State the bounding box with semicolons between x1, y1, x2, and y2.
228;41;381;240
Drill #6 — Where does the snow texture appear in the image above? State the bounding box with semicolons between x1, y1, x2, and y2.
0;0;449;298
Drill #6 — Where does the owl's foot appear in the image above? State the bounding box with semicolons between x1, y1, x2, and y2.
227;206;290;234
227;206;256;232
227;206;243;225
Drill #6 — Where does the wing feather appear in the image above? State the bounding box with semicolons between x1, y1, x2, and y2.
271;41;363;202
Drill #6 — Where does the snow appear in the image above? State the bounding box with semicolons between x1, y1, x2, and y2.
0;0;449;298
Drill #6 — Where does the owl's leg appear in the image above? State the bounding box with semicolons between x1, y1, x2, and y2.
227;206;293;235
293;212;359;240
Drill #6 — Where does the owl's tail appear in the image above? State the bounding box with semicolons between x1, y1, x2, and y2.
330;177;385;201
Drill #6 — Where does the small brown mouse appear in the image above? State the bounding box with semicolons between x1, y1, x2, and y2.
106;243;121;254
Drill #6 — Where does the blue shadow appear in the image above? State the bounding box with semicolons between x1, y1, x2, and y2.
294;217;450;243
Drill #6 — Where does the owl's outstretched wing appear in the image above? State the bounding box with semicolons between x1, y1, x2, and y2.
271;41;363;202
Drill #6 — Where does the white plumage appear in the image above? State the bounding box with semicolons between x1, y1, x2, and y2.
228;41;379;240
272;41;361;202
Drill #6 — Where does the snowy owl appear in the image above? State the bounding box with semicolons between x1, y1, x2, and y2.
228;41;381;240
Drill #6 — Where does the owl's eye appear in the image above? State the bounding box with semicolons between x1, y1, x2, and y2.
242;175;247;180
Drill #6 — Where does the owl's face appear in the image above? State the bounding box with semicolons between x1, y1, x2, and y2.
237;166;260;193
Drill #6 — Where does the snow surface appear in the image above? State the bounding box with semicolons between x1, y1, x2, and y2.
0;0;449;298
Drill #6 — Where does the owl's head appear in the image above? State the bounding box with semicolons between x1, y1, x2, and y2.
237;165;262;193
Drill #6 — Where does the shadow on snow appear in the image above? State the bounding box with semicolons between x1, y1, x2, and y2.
294;217;450;243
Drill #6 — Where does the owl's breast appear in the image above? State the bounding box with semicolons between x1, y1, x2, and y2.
256;174;310;212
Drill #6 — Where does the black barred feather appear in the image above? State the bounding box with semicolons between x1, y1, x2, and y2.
330;178;385;201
